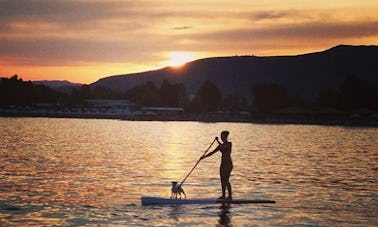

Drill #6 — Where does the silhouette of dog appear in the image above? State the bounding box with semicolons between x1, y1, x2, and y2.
170;181;186;199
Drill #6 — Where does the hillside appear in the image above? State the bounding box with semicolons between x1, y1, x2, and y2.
32;80;82;88
32;80;83;94
91;45;378;100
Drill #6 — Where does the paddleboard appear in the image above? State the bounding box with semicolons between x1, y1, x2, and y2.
141;196;276;205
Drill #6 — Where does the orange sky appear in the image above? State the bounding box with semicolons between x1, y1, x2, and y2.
1;0;377;84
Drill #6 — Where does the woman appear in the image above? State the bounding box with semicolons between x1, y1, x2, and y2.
200;131;233;199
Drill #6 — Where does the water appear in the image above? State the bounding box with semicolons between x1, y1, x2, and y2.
0;117;377;226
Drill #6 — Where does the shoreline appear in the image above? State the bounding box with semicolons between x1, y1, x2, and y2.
1;111;377;127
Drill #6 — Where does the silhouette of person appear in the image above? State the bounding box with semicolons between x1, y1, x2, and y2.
200;131;233;199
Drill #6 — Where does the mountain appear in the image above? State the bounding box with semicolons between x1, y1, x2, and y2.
33;80;83;93
33;80;83;88
91;45;378;100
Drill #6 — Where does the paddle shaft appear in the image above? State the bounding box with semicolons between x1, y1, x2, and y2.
180;138;217;186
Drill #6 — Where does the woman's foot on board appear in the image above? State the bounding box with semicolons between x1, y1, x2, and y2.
217;195;225;200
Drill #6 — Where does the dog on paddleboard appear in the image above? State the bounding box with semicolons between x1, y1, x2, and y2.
170;181;186;199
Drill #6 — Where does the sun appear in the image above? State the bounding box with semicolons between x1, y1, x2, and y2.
166;52;194;67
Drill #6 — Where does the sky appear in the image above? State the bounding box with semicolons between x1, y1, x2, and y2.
1;0;377;84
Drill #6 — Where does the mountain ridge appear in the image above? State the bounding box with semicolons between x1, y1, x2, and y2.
91;45;378;100
32;80;83;88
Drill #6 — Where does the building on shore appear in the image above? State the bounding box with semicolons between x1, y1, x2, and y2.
86;99;138;113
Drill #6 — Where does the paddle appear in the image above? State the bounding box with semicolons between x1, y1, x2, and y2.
179;137;218;187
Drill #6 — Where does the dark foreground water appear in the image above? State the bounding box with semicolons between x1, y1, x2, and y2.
0;117;377;226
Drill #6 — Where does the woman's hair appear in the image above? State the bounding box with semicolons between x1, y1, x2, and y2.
221;131;229;138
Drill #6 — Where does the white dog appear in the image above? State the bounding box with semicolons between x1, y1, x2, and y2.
170;181;186;199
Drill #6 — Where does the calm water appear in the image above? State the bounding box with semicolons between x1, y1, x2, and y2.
0;117;377;226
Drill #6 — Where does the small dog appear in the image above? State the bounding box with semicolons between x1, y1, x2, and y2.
170;181;186;199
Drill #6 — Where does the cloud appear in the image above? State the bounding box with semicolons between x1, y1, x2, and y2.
0;1;173;65
172;19;378;51
0;0;136;21
258;20;378;40
0;36;170;66
172;26;192;30
250;10;296;21
2;1;152;38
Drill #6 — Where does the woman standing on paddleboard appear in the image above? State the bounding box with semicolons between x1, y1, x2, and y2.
200;131;233;199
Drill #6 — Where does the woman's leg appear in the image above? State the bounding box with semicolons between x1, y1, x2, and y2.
226;182;232;199
225;168;232;199
220;167;232;199
220;169;226;199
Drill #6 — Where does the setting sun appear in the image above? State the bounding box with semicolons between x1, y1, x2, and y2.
166;52;195;67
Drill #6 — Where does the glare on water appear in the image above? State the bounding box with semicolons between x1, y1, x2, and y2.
0;118;377;226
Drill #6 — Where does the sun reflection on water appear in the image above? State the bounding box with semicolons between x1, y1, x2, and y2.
161;144;187;180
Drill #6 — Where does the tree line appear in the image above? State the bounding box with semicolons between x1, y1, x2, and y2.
0;75;128;107
125;80;235;112
1;74;377;113
0;75;244;112
0;75;67;106
251;75;378;114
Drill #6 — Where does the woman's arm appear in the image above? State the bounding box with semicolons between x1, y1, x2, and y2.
200;145;220;160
